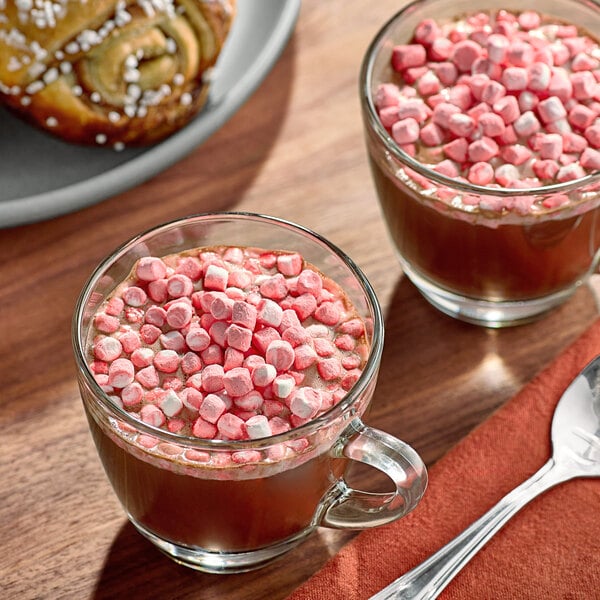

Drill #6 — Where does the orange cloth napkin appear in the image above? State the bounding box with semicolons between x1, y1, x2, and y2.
289;320;600;599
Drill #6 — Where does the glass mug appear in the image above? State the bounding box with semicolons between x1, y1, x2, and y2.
72;212;427;573
360;0;600;327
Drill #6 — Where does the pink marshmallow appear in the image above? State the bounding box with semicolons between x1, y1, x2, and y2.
266;340;295;371
468;137;499;162
136;257;167;282
140;404;166;428
392;44;427;71
451;39;483;71
166;274;194;298
467;162;494;185
493;95;520;124
392;117;420;144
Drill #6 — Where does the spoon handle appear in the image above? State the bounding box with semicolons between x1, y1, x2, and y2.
370;458;573;600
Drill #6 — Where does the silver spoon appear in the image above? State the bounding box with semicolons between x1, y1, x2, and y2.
371;354;600;600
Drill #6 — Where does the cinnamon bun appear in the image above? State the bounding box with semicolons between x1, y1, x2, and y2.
0;0;236;146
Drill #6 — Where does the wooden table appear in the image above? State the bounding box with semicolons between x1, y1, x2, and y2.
2;1;599;598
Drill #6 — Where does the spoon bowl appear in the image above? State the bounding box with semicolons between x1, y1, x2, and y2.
372;354;600;600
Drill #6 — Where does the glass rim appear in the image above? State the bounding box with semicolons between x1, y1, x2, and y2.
72;211;385;451
359;0;600;200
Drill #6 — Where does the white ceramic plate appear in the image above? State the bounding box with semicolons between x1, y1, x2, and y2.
0;0;301;228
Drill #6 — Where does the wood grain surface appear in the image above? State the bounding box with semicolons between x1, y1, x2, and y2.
1;1;599;598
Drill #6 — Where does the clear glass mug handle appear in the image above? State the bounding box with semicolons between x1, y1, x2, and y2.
319;418;428;529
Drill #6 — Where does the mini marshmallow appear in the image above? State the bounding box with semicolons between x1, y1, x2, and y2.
93;336;123;362
451;39;482;71
568;105;596;130
392;44;427;70
556;162;586;182
223;348;244;371
166;301;193;329
277;253;303;276
481;80;506;104
294;344;318;370
180;387;203;412
420;122;445;146
500;144;532;165
94;313;120;334
140;404;166;428
539;134;564;160
245;415;272;439
266;340;295;371
392;117;420;144
153;349;180;373
290;387;322;419
571;71;597;100
105;297;124;316
226;324;253;352
122;286;147;307
432;102;461;128
192;417;217;439
259;274;288;300
532;159;560;180
397;98;432;123
144;305;166;327
217;413;244;440
159;330;186;352
518;90;539;112
448;113;476;137
374;83;402;109
253;327;281;354
443;137;468;162
548;70;573;103
487;33;509;64
513;111;541;137
417;71;442;96
140;324;161;345
135;365;160;389
272;374;296;399
160;390;183;417
108;358;135;388
502;67;528;91
121;382;143;407
468;137;499;162
186;327;211;351
204;264;229;291
136;257;167;281
585;124;600;148
507;41;534;67
201;345;223;368
527;62;551;91
314;302;341;326
252;363;277;387
317;357;343;381
291;294;318;321
478;113;505;137
580;147;600;170
210;295;234;320
493;95;520;124
468;162;494;185
198;393;226;423
433;160;459;178
223;367;253;397
166;274;193;298
202;364;225;392
234;390;264;411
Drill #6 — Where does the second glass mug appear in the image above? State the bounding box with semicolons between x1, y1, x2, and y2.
360;0;600;327
72;212;427;573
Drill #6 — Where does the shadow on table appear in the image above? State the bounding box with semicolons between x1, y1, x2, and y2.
367;273;600;466
92;519;353;600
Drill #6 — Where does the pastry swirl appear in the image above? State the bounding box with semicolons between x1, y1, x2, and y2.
0;0;235;146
